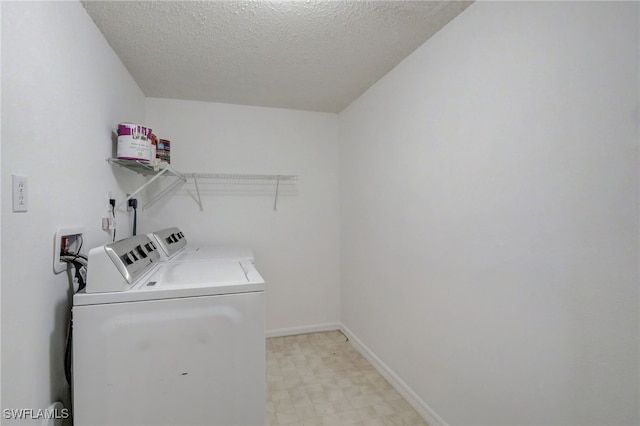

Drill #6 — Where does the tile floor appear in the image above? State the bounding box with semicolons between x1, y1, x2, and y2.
266;331;429;426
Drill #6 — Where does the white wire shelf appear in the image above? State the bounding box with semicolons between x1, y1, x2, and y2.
107;158;184;178
107;158;298;211
184;173;298;181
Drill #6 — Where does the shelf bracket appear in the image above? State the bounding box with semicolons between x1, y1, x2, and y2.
115;167;171;210
192;176;203;211
273;176;281;211
142;177;186;211
109;159;186;211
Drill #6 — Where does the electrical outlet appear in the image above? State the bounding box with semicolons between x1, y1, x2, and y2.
108;191;115;213
53;227;84;273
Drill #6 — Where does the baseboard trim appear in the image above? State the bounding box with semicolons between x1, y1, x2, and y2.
339;324;449;426
265;322;341;338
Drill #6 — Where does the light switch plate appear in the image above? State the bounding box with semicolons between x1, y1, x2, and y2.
12;174;28;212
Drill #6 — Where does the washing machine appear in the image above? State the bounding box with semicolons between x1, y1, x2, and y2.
149;227;254;263
72;234;265;426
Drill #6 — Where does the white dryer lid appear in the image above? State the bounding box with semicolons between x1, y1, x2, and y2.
170;246;254;263
143;260;253;288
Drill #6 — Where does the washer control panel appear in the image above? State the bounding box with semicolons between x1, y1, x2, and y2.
86;234;161;293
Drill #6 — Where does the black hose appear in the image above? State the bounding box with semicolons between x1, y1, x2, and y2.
60;258;86;386
64;313;72;385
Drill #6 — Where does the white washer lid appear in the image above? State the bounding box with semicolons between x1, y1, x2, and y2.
74;260;264;305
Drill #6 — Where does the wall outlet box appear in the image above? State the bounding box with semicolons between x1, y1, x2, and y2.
54;227;84;273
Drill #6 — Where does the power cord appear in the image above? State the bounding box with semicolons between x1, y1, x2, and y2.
110;198;116;242
129;198;138;236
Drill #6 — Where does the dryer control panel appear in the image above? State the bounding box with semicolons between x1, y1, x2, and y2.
86;234;161;293
149;227;187;259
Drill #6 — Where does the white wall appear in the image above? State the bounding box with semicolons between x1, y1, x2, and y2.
1;1;146;421
3;1;638;425
144;98;341;333
339;2;639;425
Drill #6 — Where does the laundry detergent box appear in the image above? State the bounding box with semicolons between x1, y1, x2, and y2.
157;139;171;163
117;123;152;161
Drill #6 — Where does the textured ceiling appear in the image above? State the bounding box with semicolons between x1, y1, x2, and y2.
82;1;472;113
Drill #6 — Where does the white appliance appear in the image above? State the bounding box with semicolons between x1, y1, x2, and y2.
72;234;265;426
149;227;254;263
